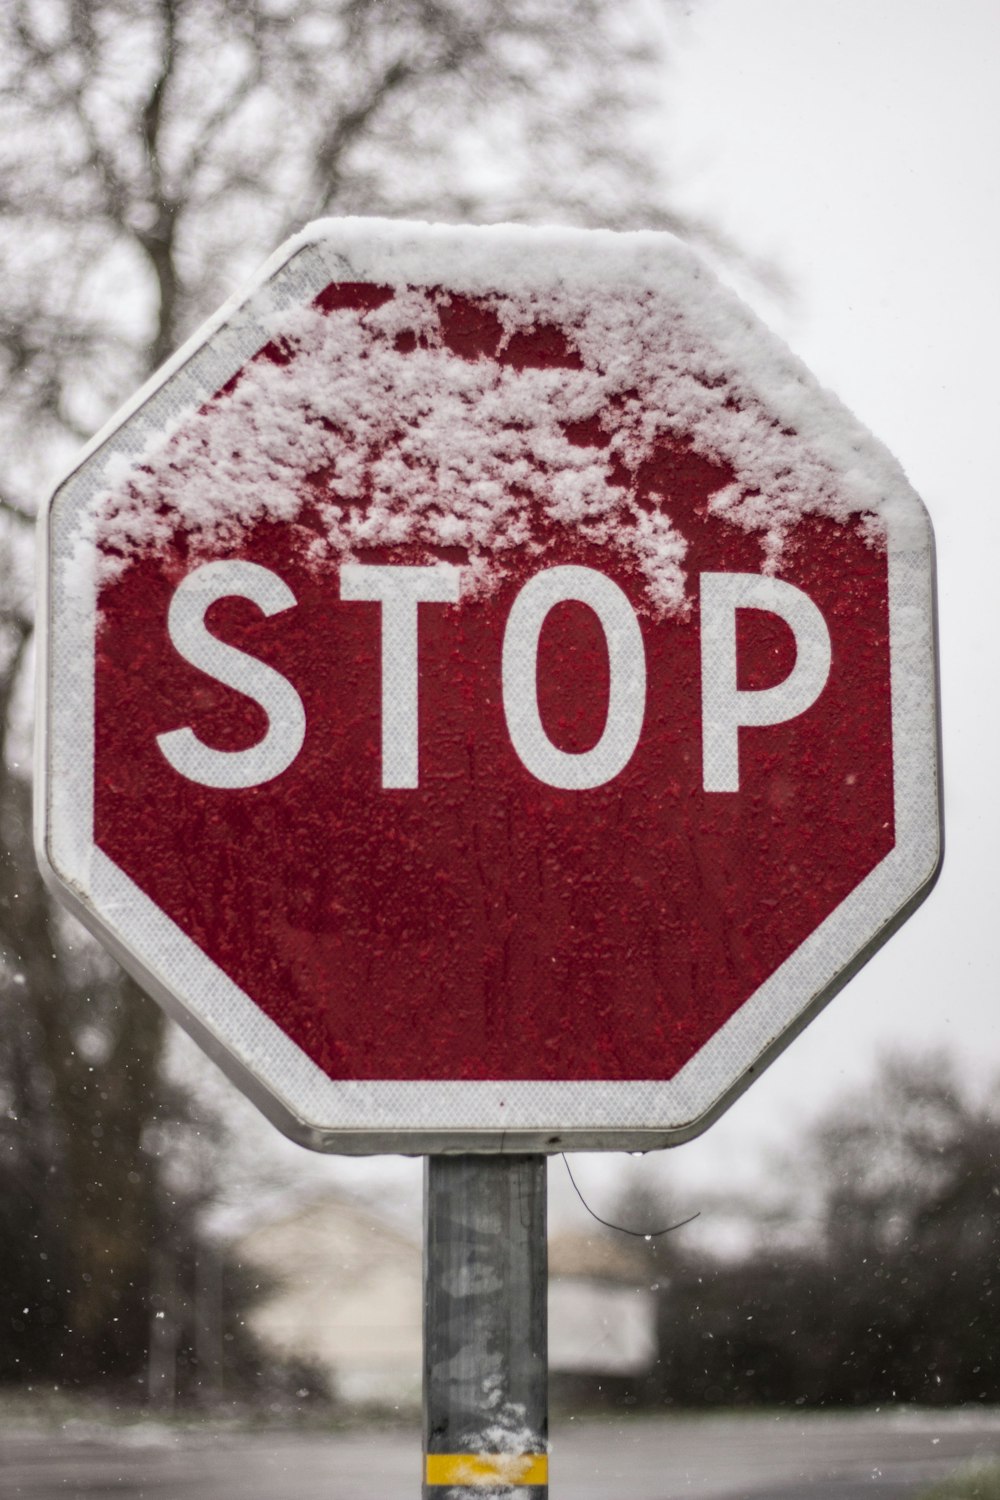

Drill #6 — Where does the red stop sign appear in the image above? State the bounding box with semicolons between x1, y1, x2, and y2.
40;221;940;1151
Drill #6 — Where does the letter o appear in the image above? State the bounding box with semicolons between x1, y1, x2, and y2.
502;565;646;790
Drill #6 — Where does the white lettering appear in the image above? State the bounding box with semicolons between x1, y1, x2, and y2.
340;563;461;788
700;572;832;793
502;565;646;790
157;560;305;789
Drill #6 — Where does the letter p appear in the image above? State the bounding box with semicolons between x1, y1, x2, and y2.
700;572;832;793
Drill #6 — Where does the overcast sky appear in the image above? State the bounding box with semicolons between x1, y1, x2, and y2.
205;0;1000;1238
620;0;999;1196
522;0;1000;1228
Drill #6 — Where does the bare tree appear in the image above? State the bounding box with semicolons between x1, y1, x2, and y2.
634;1055;1000;1410
0;0;698;1387
0;0;698;514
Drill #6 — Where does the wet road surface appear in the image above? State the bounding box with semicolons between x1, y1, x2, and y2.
2;1409;999;1498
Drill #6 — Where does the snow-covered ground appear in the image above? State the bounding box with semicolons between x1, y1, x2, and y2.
3;1406;1000;1499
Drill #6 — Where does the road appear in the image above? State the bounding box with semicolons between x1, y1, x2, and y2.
2;1409;999;1499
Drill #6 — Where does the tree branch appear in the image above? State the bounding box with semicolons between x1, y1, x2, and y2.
135;0;181;372
0;614;32;770
0;492;34;527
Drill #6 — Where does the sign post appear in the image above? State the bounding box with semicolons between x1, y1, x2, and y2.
37;218;941;1488
424;1156;547;1496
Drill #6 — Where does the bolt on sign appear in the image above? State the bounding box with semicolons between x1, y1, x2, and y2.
37;220;942;1153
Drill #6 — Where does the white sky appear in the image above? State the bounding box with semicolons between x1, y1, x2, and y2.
578;0;1000;1210
205;0;1000;1239
537;0;1000;1226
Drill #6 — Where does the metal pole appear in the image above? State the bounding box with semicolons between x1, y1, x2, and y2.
423;1155;547;1498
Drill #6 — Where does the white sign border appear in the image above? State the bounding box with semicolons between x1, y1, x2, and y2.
37;221;942;1153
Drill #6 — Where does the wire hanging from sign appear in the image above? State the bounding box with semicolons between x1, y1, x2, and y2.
561;1156;700;1239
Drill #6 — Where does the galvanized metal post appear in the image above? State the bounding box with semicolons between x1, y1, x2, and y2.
423;1155;548;1498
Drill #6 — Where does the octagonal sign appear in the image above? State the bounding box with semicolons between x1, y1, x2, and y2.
38;220;941;1152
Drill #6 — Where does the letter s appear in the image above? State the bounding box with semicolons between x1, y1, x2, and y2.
156;560;305;789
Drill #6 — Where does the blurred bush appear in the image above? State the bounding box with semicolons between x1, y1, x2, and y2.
626;1054;1000;1408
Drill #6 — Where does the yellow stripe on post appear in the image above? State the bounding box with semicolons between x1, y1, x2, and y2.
425;1452;548;1487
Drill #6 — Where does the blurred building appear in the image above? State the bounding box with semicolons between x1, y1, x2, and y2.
236;1191;423;1406
548;1231;657;1380
235;1193;657;1407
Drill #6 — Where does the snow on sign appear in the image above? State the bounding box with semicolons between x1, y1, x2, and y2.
37;219;941;1153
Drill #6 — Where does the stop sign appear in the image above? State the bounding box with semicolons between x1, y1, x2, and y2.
38;220;941;1151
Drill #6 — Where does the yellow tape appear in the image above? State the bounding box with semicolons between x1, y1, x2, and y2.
425;1452;548;1486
